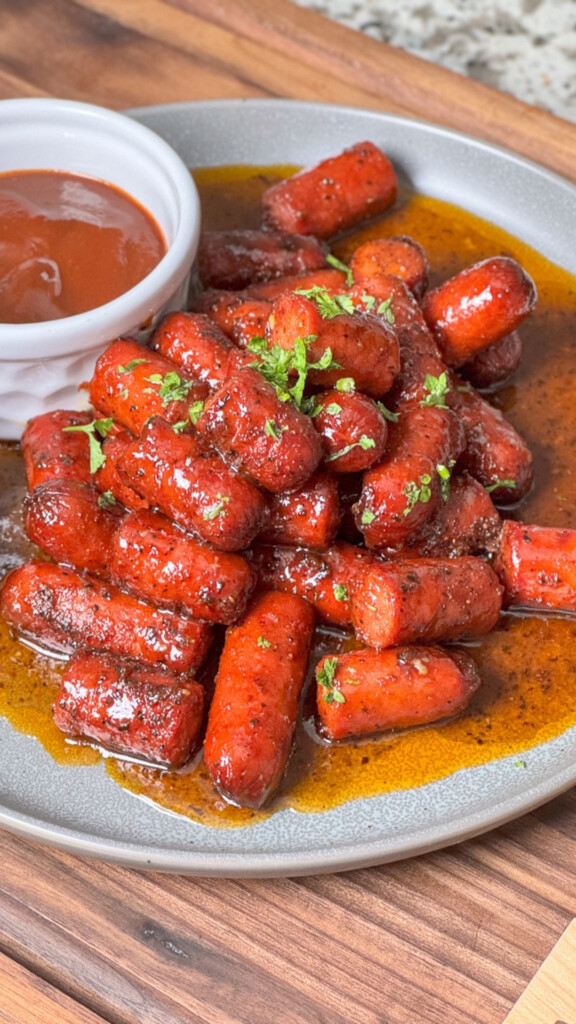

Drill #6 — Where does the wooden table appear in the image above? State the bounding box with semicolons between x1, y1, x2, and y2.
1;3;576;1021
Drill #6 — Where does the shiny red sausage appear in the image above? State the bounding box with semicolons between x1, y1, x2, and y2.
152;311;252;389
195;367;322;493
312;389;388;473
249;541;375;627
110;509;256;624
117;417;267;552
494;520;576;611
89;337;208;434
421;257;537;366
447;378;533;504
350;236;429;298
316;646;481;741
354;402;466;550
94;431;149;512
259;470;340;549
352;556;503;648
261;141;398;238
204;590;315;808
197;229;327;289
53;651;204;768
267;290;399;397
194;292;273;348
405;475;501;558
25;479;124;577
0;562;212;672
22;409;92;491
460;331;522;390
245;267;347;301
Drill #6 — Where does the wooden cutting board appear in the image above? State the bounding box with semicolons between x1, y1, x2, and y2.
1;0;576;185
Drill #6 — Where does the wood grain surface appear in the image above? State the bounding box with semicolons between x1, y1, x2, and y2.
0;2;576;1022
503;920;576;1024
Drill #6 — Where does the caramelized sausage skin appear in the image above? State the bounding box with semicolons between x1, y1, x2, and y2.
460;331;522;391
250;541;375;627
352;557;503;648
53;651;205;768
117;417;267;552
259;471;340;550
193;293;273;348
421;257;537;366
197;229;327;289
316;646;481;741
312;390;388;473
404;475;501;558
195;368;322;493
350;236;429;299
152;311;252;389
204;591;315;808
90;337;208;434
354;403;466;551
0;562;211;672
94;431;149;512
25;479;124;577
110;509;256;624
22;409;92;491
494;520;576;611
261;141;398;238
267;290;399;398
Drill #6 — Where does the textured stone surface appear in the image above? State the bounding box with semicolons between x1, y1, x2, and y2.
293;0;576;123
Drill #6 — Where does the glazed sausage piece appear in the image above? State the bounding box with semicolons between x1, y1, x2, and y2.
197;229;328;290
267;290;399;398
460;331;523;391
192;291;273;348
249;541;375;627
25;479;124;577
354;402;466;551
316;646;481;741
447;379;533;505
352;557;503;649
259;470;340;549
204;590;315;808
152;311;253;389
404;475;501;558
0;562;212;672
312;389;388;473
261;141;398;239
245;267;347;301
349;236;429;299
195;368;322;493
89;337;209;435
53;651;205;768
21;409;92;491
421;256;537;367
117;417;267;552
94;431;149;512
110;509;256;625
494;520;576;611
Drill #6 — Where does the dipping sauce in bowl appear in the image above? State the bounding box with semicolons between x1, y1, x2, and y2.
0;170;167;324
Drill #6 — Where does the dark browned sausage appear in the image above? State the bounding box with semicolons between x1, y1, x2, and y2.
197;229;327;289
494;520;576;611
21;409;92;491
312;389;388;473
94;431;149;512
403;475;501;558
460;331;523;390
258;471;340;549
152;311;252;389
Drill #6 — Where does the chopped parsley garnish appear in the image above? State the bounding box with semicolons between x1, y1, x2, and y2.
144;370;195;407
265;418;288;441
326;435;376;462
486;479;516;494
333;583;350;602
514;759;527;769
97;490;116;509
420;372;450;409
316;656;345;705
294;285;355;319
436;463;452;502
63;417;114;474
361;508;376;525
403;473;433;515
324;402;342;416
360;293;376;311
326;254;354;287
377;297;395;324
117;358;146;374
202;494;230;520
376;400;399;423
248;334;340;410
189;400;205;425
257;636;272;649
335;377;356;394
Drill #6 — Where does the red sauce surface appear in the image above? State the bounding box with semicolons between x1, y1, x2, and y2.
0;170;166;323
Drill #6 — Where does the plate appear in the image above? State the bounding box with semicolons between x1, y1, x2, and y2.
2;98;576;877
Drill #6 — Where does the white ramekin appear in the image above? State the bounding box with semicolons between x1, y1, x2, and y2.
0;97;201;439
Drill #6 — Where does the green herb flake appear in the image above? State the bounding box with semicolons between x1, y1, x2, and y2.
316;656;345;705
436;463;452;502
324;402;342;416
403;473;432;516
257;636;272;649
97;490;116;509
189;400;205;425
145;370;195;407
326;434;376;462
202;494;231;521
361;508;376;526
376;400;399;423
63;418;114;475
360;293;376;311
514;759;527;769
172;421;188;434
265;419;287;441
486;479;517;494
377;297;395;324
294;285;354;319
326;253;354;287
249;334;339;410
117;358;147;374
333;583;350;602
420;372;450;409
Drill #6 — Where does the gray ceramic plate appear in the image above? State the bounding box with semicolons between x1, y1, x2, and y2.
2;99;576;877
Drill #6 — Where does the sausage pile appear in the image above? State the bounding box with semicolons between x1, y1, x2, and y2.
2;140;575;811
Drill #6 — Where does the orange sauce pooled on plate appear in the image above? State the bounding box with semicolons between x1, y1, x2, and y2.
0;170;166;323
1;166;576;828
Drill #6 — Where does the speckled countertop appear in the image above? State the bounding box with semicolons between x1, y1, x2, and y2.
293;0;576;123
